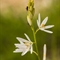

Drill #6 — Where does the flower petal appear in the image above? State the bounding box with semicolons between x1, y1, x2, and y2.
24;33;31;41
21;48;29;56
41;17;48;26
37;13;41;27
30;45;33;54
40;28;53;34
38;13;41;24
37;20;39;27
13;49;23;53
14;44;26;49
43;44;46;60
44;25;54;29
16;37;28;43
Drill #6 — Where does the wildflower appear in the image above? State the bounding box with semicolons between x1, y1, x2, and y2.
13;33;33;56
37;13;54;33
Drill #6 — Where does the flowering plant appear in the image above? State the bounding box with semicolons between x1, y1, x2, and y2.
13;0;54;60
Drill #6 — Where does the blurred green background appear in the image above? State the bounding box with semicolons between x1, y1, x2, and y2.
0;0;60;60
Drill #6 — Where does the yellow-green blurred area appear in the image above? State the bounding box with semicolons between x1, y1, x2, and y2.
0;0;60;60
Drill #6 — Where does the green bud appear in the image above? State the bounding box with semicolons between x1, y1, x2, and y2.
27;0;35;26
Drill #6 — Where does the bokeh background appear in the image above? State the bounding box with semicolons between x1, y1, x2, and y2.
0;0;60;60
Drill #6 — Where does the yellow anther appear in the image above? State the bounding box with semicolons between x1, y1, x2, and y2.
41;24;45;27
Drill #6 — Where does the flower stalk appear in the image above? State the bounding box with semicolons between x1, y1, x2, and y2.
27;0;40;60
13;0;54;60
31;27;40;60
27;0;35;26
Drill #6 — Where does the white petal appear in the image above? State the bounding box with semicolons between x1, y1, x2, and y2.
13;44;27;53
13;49;23;53
24;33;31;41
41;17;48;26
40;28;53;34
44;25;54;29
38;13;41;26
43;44;46;60
43;44;46;55
37;20;39;27
21;48;29;56
14;44;26;49
14;44;21;48
38;13;41;24
37;13;41;27
16;37;28;43
30;45;33;54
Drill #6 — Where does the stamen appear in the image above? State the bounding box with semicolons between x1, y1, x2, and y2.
24;42;30;47
41;24;45;27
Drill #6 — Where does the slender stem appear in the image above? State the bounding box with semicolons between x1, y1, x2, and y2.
31;27;40;60
27;0;40;59
33;51;38;56
35;28;39;34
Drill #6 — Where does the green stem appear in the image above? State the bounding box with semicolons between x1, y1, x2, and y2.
33;51;38;56
35;28;39;34
31;27;40;60
27;0;40;59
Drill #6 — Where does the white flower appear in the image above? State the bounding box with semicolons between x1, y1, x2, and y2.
37;13;54;33
13;33;33;56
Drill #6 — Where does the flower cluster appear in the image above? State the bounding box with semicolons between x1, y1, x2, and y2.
13;13;54;56
13;0;54;60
